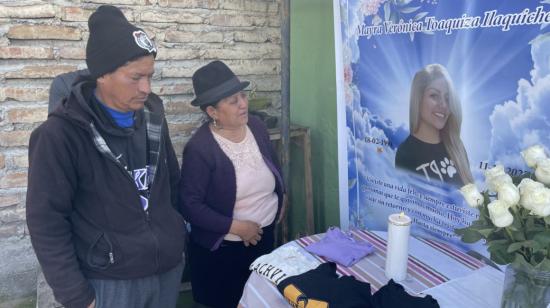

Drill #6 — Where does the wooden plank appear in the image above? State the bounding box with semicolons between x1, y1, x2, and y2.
303;128;314;234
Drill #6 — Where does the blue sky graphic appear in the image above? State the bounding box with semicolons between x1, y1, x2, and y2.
342;0;550;243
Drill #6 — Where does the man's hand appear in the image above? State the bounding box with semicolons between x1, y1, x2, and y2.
229;220;263;246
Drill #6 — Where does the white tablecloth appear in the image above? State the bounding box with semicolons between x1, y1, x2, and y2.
239;230;504;308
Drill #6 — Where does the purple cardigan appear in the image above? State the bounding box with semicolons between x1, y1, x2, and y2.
179;115;284;251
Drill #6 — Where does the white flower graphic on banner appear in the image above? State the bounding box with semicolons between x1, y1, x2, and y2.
361;0;387;16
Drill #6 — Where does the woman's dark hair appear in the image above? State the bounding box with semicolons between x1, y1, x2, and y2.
199;102;216;112
199;101;219;122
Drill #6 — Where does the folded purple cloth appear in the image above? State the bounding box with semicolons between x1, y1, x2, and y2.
305;227;374;267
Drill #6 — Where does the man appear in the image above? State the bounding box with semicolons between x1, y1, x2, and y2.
26;5;185;308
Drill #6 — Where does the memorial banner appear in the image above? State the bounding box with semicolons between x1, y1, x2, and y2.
335;0;550;246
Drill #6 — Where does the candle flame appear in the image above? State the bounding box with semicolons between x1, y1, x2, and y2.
399;212;405;218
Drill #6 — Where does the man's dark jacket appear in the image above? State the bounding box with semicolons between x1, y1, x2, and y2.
26;77;185;308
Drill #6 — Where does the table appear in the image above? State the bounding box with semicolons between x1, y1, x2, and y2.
239;230;504;308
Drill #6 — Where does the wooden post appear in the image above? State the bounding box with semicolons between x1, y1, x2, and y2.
280;0;291;242
303;129;314;234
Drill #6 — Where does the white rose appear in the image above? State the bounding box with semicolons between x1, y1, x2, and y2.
535;158;550;185
487;200;513;228
460;184;484;208
485;164;506;183
484;164;512;192
518;178;544;195
521;145;547;168
523;187;550;217
487;174;513;192
518;178;545;210
496;182;520;207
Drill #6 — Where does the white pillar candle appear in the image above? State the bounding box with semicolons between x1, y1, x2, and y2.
385;212;412;282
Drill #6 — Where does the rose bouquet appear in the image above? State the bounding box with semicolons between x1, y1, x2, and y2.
455;145;550;307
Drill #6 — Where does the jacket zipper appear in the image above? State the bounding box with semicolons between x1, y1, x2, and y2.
92;133;162;273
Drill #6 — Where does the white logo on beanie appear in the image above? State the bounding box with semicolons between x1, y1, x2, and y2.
133;30;156;53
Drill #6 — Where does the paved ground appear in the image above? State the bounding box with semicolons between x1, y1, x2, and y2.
0;238;38;305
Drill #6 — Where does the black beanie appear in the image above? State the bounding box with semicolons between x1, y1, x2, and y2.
86;5;157;79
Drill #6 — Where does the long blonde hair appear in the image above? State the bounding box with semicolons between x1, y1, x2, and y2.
409;64;474;184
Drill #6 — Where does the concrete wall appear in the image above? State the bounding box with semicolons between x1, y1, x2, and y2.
289;0;339;235
0;0;281;301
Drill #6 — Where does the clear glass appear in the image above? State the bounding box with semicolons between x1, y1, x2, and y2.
501;262;550;308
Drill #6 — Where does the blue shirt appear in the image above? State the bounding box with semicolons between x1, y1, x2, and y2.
94;91;134;128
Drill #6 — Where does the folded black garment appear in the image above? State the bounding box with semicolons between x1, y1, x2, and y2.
372;279;440;308
277;262;373;308
276;262;440;308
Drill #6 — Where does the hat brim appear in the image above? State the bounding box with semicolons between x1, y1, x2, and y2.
191;81;250;107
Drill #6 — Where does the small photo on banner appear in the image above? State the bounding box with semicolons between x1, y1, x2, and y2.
335;0;550;249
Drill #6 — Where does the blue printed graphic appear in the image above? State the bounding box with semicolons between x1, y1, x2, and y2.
133;167;149;211
338;0;550;247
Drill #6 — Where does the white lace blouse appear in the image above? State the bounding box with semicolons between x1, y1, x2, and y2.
212;126;279;241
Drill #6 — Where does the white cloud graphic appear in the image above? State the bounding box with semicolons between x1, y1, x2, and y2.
489;34;550;168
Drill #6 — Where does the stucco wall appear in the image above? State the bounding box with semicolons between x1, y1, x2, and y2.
290;0;339;234
0;0;281;300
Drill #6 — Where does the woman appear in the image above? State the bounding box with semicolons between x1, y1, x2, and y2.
395;63;473;186
179;60;285;308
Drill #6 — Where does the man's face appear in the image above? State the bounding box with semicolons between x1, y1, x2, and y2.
96;54;155;112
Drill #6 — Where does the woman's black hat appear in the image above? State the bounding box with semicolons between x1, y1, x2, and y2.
191;61;250;107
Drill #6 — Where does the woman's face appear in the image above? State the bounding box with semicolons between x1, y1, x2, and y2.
210;91;249;130
418;78;450;134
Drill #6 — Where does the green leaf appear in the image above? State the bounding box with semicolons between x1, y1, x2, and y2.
477;228;494;238
525;216;536;229
511;172;532;185
488;244;515;265
511;254;532;267
460;229;483;243
488;241;507;252
399;6;420;14
509;215;524;231
533;231;550;246
510;230;526;241
488;239;510;247
526;229;545;241
532;251;546;265
534;257;550;271
507;240;538;253
507;242;525;253
454;227;468;236
471;218;489;228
